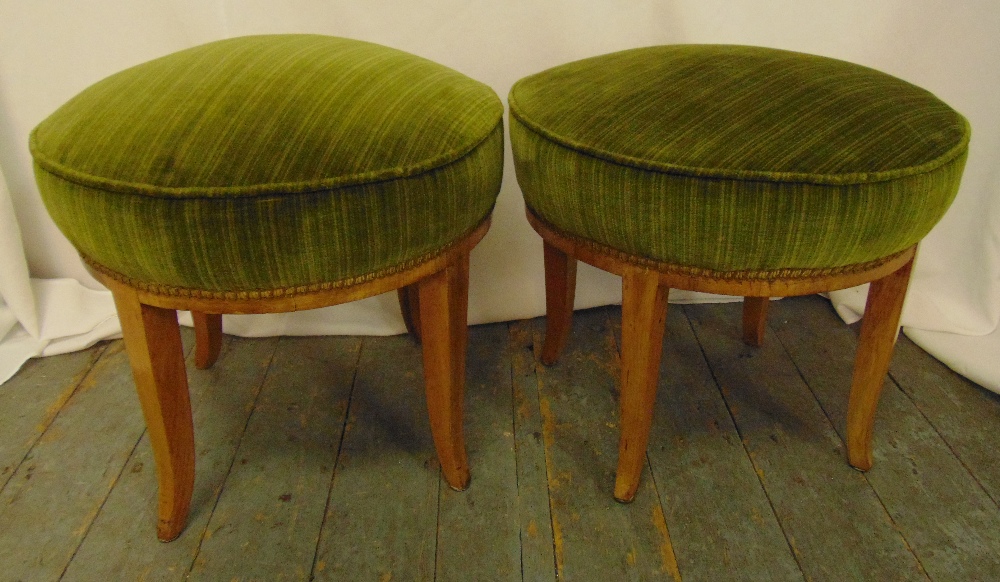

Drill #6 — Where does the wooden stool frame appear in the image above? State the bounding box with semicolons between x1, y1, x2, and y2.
89;219;490;542
527;209;916;503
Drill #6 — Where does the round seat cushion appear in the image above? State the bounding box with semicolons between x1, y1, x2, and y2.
510;45;970;273
32;35;504;293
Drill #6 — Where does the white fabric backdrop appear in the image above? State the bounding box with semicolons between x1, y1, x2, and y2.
1;1;997;390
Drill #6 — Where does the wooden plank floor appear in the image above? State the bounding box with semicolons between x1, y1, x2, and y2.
1;295;999;581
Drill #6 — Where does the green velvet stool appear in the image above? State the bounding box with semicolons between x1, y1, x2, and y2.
509;45;969;502
31;35;504;541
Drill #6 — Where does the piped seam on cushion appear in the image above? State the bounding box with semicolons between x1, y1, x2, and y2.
28;114;503;199
508;97;970;187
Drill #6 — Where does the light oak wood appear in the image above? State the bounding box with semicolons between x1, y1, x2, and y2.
398;284;422;343
742;297;770;347
614;267;669;503
192;312;223;369
847;255;914;470
112;287;194;542
418;251;472;491
527;208;919;498
89;220;490;540
541;240;577;366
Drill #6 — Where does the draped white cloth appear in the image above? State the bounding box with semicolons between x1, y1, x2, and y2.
1;1;997;390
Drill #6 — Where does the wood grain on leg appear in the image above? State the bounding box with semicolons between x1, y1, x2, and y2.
541;240;578;366
113;287;195;542
417;252;471;491
398;284;422;343
192;312;223;370
614;267;669;503
742;297;770;347
847;256;915;471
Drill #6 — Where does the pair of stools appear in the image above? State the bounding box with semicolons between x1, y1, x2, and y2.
31;35;969;541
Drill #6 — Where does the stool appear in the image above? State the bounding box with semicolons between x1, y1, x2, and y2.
509;45;969;502
31;35;504;540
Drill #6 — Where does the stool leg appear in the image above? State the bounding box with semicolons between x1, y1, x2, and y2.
398;284;422;343
614;267;668;503
417;252;471;491
192;312;223;369
113;288;195;542
541;240;578;366
742;297;770;347
847;255;915;471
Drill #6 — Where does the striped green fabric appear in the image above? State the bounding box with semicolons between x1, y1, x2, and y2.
510;45;970;271
32;35;504;291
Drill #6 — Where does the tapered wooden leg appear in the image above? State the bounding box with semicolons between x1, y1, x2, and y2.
417;252;471;491
847;256;915;471
192;312;223;370
742;297;770;347
398;284;422;343
614;267;669;503
112;288;195;542
541;240;578;366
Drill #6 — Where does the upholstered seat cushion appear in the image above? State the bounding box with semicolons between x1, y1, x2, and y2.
32;34;503;292
510;45;969;272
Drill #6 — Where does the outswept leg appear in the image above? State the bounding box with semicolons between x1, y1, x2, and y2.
541;240;578;366
614;267;669;503
192;312;223;370
398;284;422;343
742;296;770;347
846;255;915;471
113;288;195;542
417;252;471;491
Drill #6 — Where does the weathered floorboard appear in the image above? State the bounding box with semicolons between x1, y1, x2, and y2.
534;307;680;581
62;334;279;581
312;335;440;581
686;302;926;581
769;295;1000;579
435;323;521;581
0;343;106;493
890;332;1000;506
1;296;998;581
188;336;359;581
509;320;558;582
633;306;801;581
0;342;145;581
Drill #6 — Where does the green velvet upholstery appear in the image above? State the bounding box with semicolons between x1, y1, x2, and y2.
32;35;504;291
510;45;970;272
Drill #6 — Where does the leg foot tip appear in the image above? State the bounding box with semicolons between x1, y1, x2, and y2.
445;472;471;492
849;459;873;472
613;482;638;503
848;451;873;472
614;493;636;504
156;523;184;543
